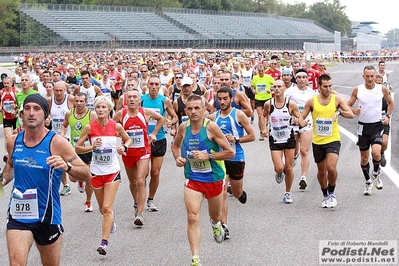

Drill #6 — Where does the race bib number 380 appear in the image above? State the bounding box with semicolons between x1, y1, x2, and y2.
10;188;39;219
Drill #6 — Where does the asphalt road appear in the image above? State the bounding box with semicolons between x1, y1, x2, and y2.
0;62;398;266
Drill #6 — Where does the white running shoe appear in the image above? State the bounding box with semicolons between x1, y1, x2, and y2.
292;153;299;167
321;196;329;208
299;176;307;190
283;192;293;204
84;201;93;212
371;171;383;190
78;181;86;193
364;181;373;196
211;221;225;243
328;193;337;208
146;200;159;212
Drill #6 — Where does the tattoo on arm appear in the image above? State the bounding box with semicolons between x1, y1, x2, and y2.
67;155;78;163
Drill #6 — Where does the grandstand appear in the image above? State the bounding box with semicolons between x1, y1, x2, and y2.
19;3;335;50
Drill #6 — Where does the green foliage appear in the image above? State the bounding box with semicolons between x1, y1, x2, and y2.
179;0;222;11
0;0;20;46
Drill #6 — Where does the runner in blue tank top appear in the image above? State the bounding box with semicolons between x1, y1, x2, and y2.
2;94;90;266
171;94;234;266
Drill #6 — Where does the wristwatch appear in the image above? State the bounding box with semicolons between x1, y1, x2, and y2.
123;145;128;152
235;137;240;144
66;162;72;173
209;153;213;160
386;114;392;119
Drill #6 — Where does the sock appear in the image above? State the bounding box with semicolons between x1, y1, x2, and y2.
101;239;108;245
321;188;328;197
361;163;370;181
372;158;380;173
147;198;153;201
328;184;336;194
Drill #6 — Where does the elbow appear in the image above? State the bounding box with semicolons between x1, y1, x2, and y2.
248;134;256;142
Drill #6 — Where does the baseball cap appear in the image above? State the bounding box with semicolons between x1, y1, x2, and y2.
1;73;7;79
181;77;193;86
282;69;292;75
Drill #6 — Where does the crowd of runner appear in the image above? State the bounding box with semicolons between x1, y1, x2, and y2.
0;49;395;266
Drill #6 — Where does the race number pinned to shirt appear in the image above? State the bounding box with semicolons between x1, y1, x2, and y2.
187;150;212;173
316;118;332;136
93;147;113;165
273;125;290;140
127;129;145;148
257;84;267;93
10;188;39;219
147;108;160;126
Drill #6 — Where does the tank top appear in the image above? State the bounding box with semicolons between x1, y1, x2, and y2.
268;98;295;144
80;85;96;111
10;131;63;224
68;108;91;151
37;82;47;97
357;84;383;123
141;94;166;141
121;107;150;157
50;94;70;136
192;84;204;96
1;88;17;120
177;97;189;124
312;94;340;145
241;69;253;87
182;118;226;182
99;79;112;99
172;84;181;102
214;108;244;162
90;119;120;175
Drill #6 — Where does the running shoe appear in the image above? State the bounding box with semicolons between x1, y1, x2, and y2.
371;170;383;190
110;221;116;233
283;192;293;204
321;196;329;208
275;172;285;184
238;190;247;204
78;181;86;193
97;240;108;255
259;134;264;141
292;153;299;167
299;176;307;190
364;181;373;196
110;211;116;233
134;213;144;227
227;183;233;195
3;154;8;163
60;185;71;196
222;224;230;240
85;201;93;212
250;116;254;124
380;153;386;167
191;255;202;266
211;221;224;243
328;193;337;208
147;199;159;212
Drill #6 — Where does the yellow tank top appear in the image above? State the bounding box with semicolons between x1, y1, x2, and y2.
312;94;340;145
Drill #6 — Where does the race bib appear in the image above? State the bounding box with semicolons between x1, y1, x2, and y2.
298;104;304;113
273;125;289;140
316;118;332;136
86;103;95;111
381;110;386;120
147;108;160;126
187;150;212;173
3;101;14;113
10;188;39;219
93;147;113;165
127;129;145;148
52;118;64;131
257;84;267;93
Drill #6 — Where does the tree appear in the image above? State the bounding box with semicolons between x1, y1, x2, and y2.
179;0;222;11
0;0;20;46
307;0;351;36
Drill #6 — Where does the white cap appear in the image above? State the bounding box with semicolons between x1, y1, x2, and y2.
181;77;193;86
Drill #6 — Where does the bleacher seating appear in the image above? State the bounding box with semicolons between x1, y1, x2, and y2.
19;4;335;49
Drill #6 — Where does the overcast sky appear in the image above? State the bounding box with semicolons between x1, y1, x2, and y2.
283;0;397;34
